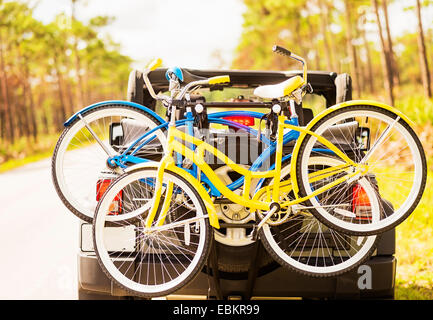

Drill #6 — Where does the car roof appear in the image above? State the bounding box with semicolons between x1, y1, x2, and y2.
147;69;339;107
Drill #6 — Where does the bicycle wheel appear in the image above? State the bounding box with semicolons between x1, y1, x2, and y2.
52;103;166;223
93;167;212;298
258;156;378;277
296;104;427;235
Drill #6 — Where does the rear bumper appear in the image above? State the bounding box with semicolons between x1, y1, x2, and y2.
78;252;396;299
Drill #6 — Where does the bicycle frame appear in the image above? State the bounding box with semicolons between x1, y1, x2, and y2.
109;110;273;168
108;109;341;201
144;112;366;230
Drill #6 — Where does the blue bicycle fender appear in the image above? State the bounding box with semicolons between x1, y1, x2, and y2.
63;100;165;127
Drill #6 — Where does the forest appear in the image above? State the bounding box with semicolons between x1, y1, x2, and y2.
234;0;431;103
233;0;433;152
0;1;131;168
1;0;433;169
232;0;433;299
0;0;432;299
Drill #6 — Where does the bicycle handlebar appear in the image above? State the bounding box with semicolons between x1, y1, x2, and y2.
272;45;307;87
273;45;291;57
176;75;230;101
142;58;230;103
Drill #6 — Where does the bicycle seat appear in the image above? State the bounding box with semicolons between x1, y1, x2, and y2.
165;67;206;84
182;69;207;84
253;75;304;99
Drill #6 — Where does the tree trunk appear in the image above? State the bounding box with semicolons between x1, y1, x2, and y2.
37;77;49;135
318;0;335;72
74;49;85;108
53;55;68;131
24;63;38;142
327;3;339;73
65;80;75;115
372;0;394;105
382;0;400;87
20;81;32;139
307;17;321;70
0;30;14;144
360;17;375;93
344;0;361;97
294;18;308;63
13;93;24;138
71;1;86;108
415;0;432;98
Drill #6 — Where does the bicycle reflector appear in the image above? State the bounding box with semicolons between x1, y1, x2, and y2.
223;116;255;126
96;179;122;215
352;184;372;220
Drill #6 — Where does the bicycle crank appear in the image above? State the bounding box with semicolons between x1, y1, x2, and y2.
252;202;280;240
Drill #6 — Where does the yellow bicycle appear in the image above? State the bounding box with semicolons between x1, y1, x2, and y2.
93;46;426;297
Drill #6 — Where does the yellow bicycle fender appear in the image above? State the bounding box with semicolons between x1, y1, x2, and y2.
125;162;220;229
144;156;172;228
156;180;174;226
308;100;414;129
290;99;413;197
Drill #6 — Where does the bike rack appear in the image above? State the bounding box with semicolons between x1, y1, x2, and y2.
179;235;274;300
172;229;396;300
208;237;264;300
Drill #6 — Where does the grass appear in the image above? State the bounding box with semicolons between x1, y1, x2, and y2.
0;134;58;173
0;150;54;173
0;123;108;173
1;89;433;299
393;167;433;299
386;93;433;299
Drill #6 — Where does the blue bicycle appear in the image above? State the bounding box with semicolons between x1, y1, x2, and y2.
52;60;288;223
53;50;425;239
52;46;427;294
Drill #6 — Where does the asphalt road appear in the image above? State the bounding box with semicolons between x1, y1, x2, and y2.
0;158;79;299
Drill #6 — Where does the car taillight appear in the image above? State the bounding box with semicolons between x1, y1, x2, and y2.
96;179;111;201
97;179;122;215
223;116;255;126
352;184;371;220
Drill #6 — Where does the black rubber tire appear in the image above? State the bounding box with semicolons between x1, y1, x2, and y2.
259;214;379;278
295;105;427;236
51;103;164;223
93;167;213;298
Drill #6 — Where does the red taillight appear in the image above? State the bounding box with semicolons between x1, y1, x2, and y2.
96;179;111;201
97;179;122;215
107;192;122;215
352;185;371;207
223;116;255;126
352;184;371;220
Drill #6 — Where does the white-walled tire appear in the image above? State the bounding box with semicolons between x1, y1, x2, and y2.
52;104;166;223
296;105;427;235
93;167;211;298
259;156;379;277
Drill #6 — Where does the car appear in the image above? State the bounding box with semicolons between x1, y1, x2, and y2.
77;68;396;300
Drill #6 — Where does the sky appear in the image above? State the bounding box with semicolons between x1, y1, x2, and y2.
32;0;246;69
29;0;433;70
